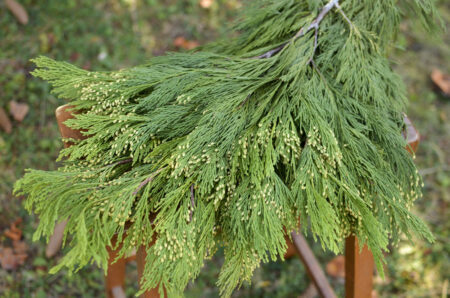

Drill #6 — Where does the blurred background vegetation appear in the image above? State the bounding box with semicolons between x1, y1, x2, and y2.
0;0;448;297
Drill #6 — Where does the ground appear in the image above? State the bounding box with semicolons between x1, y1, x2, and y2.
0;0;448;297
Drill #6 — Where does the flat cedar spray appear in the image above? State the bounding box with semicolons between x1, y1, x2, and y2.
14;1;441;296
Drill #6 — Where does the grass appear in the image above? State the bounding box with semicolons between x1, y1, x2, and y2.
0;1;448;297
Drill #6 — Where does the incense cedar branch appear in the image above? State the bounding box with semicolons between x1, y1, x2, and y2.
14;0;441;297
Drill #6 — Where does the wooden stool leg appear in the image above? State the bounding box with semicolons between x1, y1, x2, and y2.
290;231;337;298
106;236;127;298
284;234;298;259
46;105;87;258
345;236;374;298
45;220;67;258
136;245;165;298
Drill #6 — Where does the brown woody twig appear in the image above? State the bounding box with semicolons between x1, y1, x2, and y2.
133;167;166;195
255;0;342;59
189;184;195;222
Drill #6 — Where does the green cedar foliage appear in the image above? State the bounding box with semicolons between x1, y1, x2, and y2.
14;0;440;297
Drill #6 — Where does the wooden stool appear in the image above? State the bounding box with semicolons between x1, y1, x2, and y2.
48;105;161;298
48;105;420;298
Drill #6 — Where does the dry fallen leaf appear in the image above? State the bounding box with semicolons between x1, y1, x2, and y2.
0;107;13;133
0;244;28;270
13;240;28;254
0;247;17;270
9;100;29;122
4;218;23;241
5;0;29;25
431;69;450;96
326;255;345;278
199;0;213;8
4;230;21;241
0;218;28;270
173;36;199;50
